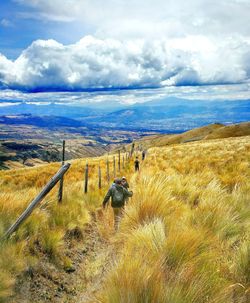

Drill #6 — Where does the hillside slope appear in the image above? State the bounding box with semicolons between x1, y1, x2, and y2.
129;122;250;150
204;121;250;139
0;135;249;303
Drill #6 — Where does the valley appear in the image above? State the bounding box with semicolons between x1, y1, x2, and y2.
0;116;157;169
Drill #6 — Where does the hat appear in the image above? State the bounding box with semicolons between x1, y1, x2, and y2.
122;176;126;180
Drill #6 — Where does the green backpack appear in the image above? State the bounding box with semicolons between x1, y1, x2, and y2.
113;186;124;206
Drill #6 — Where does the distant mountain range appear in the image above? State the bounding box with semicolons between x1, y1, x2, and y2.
83;97;250;131
0;114;84;128
1;97;249;132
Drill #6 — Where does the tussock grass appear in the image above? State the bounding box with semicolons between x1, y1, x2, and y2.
0;135;249;302
97;136;250;303
0;155;116;301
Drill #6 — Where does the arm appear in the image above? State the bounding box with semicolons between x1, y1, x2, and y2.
123;187;133;198
102;188;112;208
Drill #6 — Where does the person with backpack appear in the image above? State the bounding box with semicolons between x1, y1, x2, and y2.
142;150;146;161
134;156;140;171
121;176;130;204
102;178;133;231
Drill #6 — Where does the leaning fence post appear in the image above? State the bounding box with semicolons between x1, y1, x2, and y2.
84;162;89;194
113;156;116;178
106;157;110;183
4;163;71;239
58;140;65;203
98;164;102;189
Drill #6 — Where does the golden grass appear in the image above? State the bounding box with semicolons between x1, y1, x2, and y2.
0;135;249;302
97;136;250;303
0;152;133;301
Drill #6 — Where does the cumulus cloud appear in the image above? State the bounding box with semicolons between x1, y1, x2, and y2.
14;0;250;39
3;0;248;93
0;35;249;92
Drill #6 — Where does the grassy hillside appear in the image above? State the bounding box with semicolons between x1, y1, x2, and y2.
0;135;249;302
129;122;250;150
205;122;250;140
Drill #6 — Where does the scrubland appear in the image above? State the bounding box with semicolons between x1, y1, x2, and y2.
0;135;249;303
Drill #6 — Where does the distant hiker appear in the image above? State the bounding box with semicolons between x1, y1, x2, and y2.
134;156;140;171
102;178;133;231
142;150;146;161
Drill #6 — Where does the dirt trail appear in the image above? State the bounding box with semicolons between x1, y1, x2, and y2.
11;214;115;303
11;163;138;303
76;215;115;303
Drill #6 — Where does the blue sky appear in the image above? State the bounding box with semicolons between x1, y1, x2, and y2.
0;0;250;106
0;0;92;59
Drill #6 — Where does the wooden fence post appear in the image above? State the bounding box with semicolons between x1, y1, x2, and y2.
113;156;116;178
130;142;135;157
98;164;102;189
106;157;110;183
4;163;71;239
58;140;65;203
118;150;121;172
84;162;89;194
122;155;125;169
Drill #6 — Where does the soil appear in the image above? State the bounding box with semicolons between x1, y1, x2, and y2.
10;217;114;303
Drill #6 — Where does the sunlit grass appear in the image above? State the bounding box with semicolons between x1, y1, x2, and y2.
97;136;250;303
0;135;249;302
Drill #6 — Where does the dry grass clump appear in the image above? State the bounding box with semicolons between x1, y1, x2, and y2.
0;135;249;302
0;150;134;301
97;136;250;303
0;154;119;301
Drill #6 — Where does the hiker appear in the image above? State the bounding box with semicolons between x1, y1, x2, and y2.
121;176;130;205
142;150;146;161
134;156;140;171
102;178;133;231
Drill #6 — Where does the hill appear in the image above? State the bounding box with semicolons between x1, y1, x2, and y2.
129;122;250;150
0;134;249;302
0;114;84;128
204;121;250;139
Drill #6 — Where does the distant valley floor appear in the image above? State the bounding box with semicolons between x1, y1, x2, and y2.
0;117;158;169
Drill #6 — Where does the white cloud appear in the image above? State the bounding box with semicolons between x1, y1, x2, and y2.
0;102;21;107
14;0;250;39
4;0;248;95
0;82;250;108
0;35;249;92
0;19;14;27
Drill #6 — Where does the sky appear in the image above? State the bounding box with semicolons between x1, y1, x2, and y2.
0;0;250;106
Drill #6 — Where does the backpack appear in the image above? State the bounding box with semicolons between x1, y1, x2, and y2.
113;186;124;205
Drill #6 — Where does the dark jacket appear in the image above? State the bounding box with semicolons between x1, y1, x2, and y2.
103;184;133;208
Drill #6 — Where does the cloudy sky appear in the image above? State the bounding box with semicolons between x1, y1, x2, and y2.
0;0;250;105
